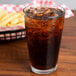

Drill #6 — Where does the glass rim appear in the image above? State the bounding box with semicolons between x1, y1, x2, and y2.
23;5;65;20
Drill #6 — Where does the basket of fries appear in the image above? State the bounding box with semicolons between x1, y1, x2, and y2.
0;4;26;41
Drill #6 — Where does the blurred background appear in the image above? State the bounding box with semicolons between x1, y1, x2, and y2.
0;0;76;10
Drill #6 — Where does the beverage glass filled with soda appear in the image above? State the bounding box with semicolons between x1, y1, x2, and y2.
23;5;65;74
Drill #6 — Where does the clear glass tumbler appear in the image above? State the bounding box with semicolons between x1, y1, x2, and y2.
23;6;65;74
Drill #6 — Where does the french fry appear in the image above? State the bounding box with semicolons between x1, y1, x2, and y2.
19;16;25;22
16;22;25;26
9;22;25;27
0;9;7;20
10;19;19;25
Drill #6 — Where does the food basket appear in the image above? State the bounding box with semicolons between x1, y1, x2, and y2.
0;4;26;41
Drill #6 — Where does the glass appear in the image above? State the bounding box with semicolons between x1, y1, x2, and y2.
23;5;65;74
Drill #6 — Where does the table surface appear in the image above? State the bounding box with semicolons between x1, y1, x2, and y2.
0;11;76;76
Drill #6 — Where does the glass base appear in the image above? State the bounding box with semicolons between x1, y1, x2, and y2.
31;65;57;74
